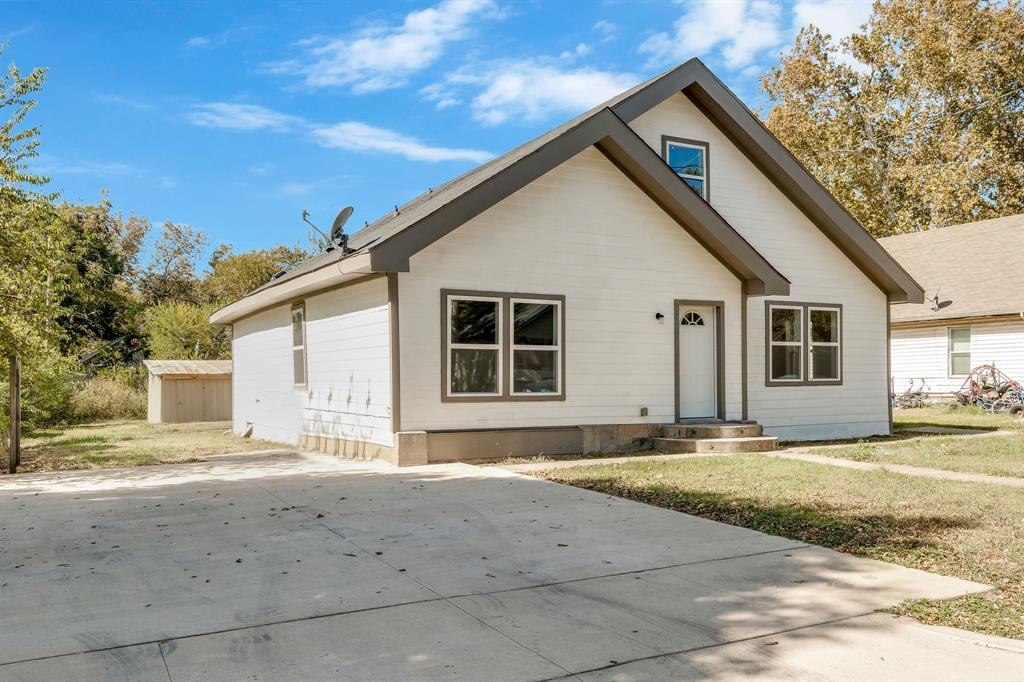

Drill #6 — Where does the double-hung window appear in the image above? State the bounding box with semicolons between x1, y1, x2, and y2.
291;303;307;387
444;291;564;401
767;302;842;385
663;137;709;199
948;328;971;377
808;307;841;381
768;305;803;382
512;299;561;395
447;296;502;396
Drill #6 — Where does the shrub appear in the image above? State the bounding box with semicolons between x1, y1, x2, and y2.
70;366;146;422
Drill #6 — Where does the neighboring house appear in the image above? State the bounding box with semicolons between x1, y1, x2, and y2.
880;215;1024;395
210;59;922;465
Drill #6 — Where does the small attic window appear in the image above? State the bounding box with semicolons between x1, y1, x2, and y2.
663;137;709;200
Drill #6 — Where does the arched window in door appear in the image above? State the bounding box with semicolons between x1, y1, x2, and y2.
681;311;705;326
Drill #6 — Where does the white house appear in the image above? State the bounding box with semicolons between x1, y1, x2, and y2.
210;59;922;465
880;214;1024;395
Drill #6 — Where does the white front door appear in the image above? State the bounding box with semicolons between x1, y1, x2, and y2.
678;304;717;419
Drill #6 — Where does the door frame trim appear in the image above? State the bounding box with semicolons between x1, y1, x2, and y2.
674;299;726;421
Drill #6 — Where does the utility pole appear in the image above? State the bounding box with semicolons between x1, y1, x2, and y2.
8;355;20;474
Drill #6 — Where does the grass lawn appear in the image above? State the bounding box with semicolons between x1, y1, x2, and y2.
803;406;1024;478
537;455;1023;640
16;420;285;473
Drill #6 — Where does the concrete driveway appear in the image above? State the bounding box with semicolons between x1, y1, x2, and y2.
1;451;1021;681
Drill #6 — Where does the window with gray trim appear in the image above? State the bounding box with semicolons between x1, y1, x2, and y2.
291;303;307;387
447;295;502;396
511;299;561;395
766;302;842;385
948;327;971;377
664;138;708;199
443;291;564;401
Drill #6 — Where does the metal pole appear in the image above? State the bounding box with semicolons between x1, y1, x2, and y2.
8;355;19;474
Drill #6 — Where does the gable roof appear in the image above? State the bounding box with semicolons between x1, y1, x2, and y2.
212;58;922;325
879;214;1024;323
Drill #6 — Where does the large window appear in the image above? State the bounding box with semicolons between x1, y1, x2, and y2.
766;302;842;385
663;137;709;199
809;307;841;381
291;303;307;387
769;305;802;382
444;291;564;401
448;296;502;396
948;327;971;377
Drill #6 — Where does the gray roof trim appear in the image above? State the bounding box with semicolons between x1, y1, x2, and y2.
227;57;917;306
369;108;788;294
608;60;922;303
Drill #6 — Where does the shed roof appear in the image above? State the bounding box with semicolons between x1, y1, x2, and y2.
144;360;232;377
879;214;1024;323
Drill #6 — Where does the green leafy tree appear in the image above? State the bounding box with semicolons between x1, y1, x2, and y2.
56;198;149;357
204;242;309;304
143;301;229;360
762;0;1024;236
0;51;72;364
137;221;206;306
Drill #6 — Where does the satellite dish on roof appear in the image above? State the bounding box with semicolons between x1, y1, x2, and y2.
330;206;354;243
329;206;355;254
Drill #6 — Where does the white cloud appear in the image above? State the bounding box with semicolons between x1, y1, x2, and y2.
639;0;783;70
248;163;276;175
792;0;872;43
185;26;255;49
426;59;638;126
188;103;304;132
159;177;177;189
96;93;154;111
279;181;317;197
35;158;139;178
593;20;617;39
268;0;499;93
310;122;493;163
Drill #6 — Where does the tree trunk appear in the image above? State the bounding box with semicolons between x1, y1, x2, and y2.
8;355;20;474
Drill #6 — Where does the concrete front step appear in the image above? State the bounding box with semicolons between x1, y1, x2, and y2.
652;436;778;454
663;422;763;439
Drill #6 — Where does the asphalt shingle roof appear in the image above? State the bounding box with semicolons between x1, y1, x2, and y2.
879;214;1024;322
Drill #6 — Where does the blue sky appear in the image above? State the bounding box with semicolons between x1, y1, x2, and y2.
2;0;872;259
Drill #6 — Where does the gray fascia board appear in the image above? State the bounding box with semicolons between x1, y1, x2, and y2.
368;109;786;297
610;58;924;304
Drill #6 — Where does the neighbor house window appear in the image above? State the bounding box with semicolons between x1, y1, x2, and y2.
447;295;502;396
663;137;708;199
291;303;307;387
511;299;561;395
768;305;803;382
443;290;564;401
948;327;971;377
766;302;843;385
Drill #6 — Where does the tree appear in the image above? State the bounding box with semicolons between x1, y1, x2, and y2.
204;242;309;304
0;50;71;364
143;301;230;360
138;221;206;305
762;0;1024;236
56;198;149;357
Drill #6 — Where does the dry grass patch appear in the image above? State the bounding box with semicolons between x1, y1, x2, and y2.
537;455;1023;639
17;420;286;473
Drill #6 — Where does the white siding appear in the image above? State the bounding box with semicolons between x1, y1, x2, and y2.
892;321;1024;394
630;94;890;440
232;277;393;446
398;146;743;431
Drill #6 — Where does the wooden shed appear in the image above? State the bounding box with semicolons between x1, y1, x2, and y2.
144;360;232;424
